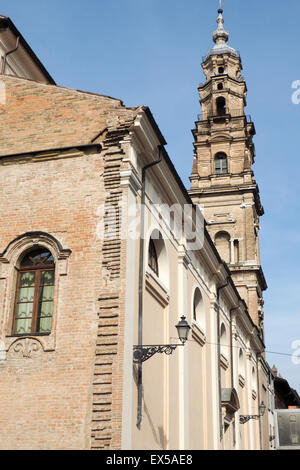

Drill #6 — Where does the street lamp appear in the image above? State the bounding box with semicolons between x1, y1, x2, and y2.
239;401;266;424
133;316;191;363
176;316;191;344
259;401;267;417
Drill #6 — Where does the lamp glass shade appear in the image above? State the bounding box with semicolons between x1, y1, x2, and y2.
176;316;191;344
259;401;266;417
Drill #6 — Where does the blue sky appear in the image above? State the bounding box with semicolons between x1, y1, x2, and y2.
2;0;300;392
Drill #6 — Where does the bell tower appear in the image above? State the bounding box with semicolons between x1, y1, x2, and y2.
189;7;267;333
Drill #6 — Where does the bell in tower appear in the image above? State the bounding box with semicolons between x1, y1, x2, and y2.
189;7;267;332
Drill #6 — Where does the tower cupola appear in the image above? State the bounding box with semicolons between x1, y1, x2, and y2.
206;8;239;61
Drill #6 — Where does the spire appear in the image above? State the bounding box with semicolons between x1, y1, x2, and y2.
213;8;229;47
205;5;238;60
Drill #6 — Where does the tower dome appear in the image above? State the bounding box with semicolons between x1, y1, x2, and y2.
206;8;239;60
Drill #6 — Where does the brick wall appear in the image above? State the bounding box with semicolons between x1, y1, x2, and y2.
0;76;136;449
0;75;139;155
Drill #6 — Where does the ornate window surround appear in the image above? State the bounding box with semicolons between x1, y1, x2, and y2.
0;232;71;354
12;248;55;336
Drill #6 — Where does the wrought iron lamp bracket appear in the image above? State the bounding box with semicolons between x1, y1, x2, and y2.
133;344;183;363
239;414;260;424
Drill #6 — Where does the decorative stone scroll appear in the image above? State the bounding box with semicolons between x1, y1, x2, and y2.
8;338;43;359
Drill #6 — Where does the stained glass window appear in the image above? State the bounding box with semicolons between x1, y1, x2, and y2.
13;249;55;335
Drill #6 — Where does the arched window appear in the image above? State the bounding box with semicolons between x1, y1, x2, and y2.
148;238;159;276
147;230;169;288
252;366;257;393
193;287;205;332
216;97;226;115
239;349;245;378
220;323;227;358
215;152;228;174
217;82;223;90
234;240;240;264
13;248;55;336
215;231;230;264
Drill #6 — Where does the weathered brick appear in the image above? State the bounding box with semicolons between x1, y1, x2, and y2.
0;75;136;450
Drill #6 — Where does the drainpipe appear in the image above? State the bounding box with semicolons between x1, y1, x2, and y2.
230;305;239;446
216;279;229;442
137;145;163;427
256;352;263;450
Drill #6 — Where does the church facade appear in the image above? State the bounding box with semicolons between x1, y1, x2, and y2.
0;10;274;450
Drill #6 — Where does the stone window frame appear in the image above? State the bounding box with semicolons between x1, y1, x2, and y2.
0;232;71;353
214;152;228;174
146;228;170;290
214;230;231;264
220;322;228;360
192;286;206;334
238;348;246;380
148;238;159;277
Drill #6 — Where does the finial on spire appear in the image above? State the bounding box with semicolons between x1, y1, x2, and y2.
204;2;238;60
213;5;229;46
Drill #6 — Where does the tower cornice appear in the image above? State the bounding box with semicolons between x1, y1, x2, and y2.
189;184;264;217
199;74;246;90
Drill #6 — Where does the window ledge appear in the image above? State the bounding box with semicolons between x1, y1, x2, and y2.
220;353;229;370
145;269;170;307
239;374;246;388
192;321;206;346
6;333;51;338
146;266;169;292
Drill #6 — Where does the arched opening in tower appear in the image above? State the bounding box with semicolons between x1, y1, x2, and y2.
216;97;226;116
